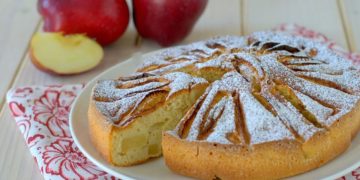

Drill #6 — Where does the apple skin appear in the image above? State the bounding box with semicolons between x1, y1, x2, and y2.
133;0;208;46
38;0;130;46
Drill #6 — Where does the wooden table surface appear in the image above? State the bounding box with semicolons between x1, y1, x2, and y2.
0;0;359;179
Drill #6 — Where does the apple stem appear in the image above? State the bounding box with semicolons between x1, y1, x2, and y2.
135;33;142;47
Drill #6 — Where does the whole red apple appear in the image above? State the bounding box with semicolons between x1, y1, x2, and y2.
38;0;130;46
133;0;208;46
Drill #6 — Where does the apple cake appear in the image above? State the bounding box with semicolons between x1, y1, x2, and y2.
88;31;360;179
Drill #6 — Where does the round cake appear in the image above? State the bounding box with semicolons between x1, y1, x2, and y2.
88;31;360;179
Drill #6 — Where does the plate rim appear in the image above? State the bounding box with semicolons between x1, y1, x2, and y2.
70;54;142;180
69;52;360;180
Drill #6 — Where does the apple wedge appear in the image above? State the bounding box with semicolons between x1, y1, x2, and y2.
30;32;103;75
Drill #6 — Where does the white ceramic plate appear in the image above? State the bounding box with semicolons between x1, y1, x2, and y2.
70;52;360;180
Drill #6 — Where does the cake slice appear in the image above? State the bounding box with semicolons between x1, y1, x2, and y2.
88;72;208;166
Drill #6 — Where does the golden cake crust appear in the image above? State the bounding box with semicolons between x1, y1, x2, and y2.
163;101;360;180
88;100;112;162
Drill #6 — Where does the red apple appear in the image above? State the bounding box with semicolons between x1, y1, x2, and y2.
133;0;208;46
38;0;130;46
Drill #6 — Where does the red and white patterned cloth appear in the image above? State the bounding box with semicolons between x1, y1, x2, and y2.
7;85;115;179
6;24;360;180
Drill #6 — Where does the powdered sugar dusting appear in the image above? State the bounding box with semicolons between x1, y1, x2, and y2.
264;91;321;141
195;54;234;70
240;88;295;144
181;72;295;145
186;84;220;141
170;32;359;145
294;90;333;126
93;31;360;145
206;96;238;144
260;53;359;126
138;36;247;75
163;72;207;98
93;72;207;126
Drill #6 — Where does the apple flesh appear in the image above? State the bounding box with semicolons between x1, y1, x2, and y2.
133;0;208;46
30;32;103;75
38;0;130;46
